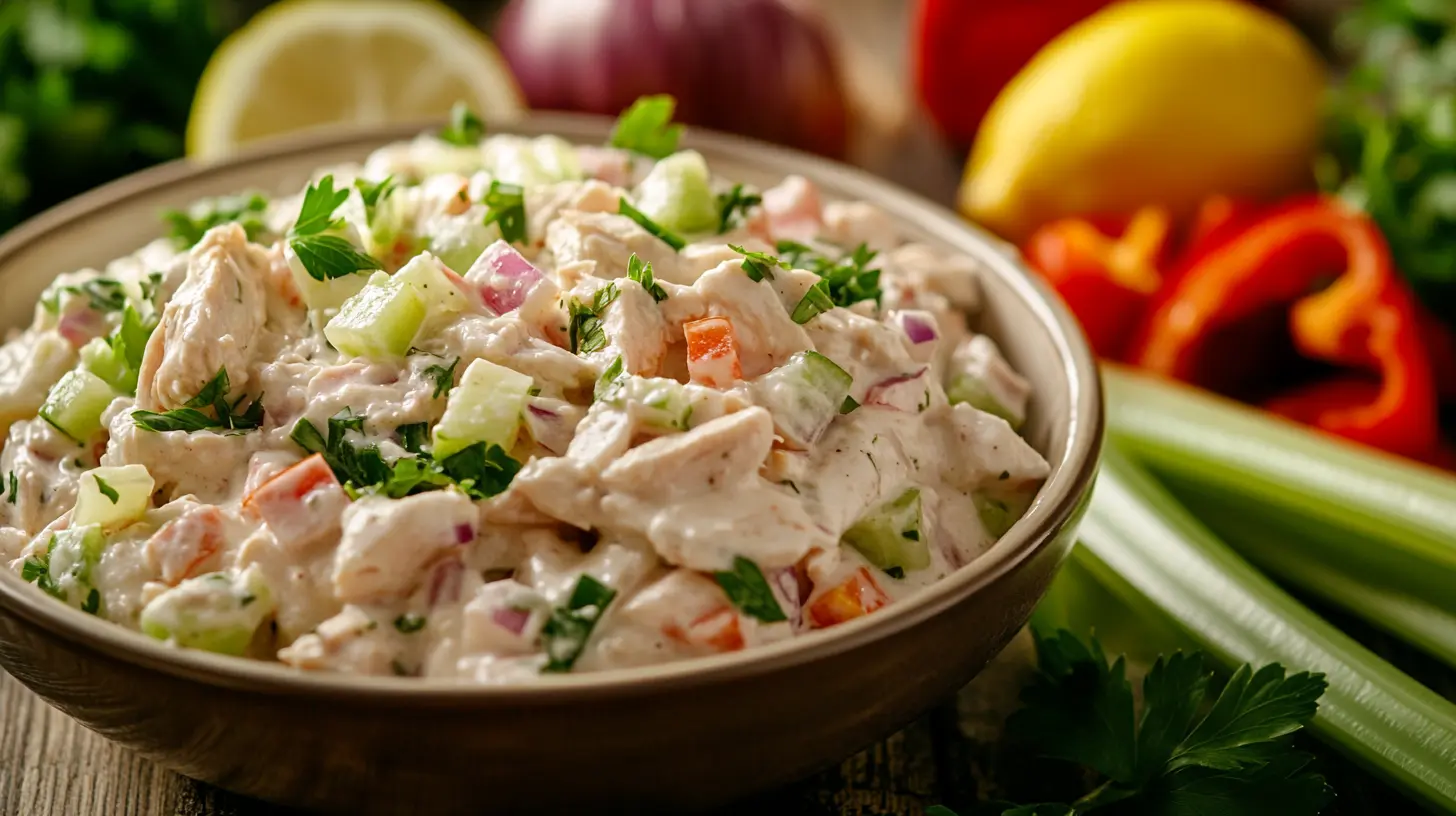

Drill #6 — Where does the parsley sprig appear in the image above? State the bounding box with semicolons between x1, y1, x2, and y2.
730;244;789;283
288;175;383;281
626;254;668;302
289;410;520;501
619;198;685;250
541;574;618;672
713;557;787;622
422;356;460;399
716;184;762;233
608;95;683;159
41;278;129;314
132;368;264;433
786;242;880;324
163;193;269;248
354;175;396;224
935;629;1331;816
568;283;621;355
481;180;526;244
440;102;486;146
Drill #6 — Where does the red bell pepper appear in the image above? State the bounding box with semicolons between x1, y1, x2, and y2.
1022;207;1171;359
1130;198;1442;461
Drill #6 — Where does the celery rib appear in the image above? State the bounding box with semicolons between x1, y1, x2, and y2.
1078;449;1456;813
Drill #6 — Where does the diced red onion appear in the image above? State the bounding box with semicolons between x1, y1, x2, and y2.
494;0;850;157
865;368;932;413
57;308;107;348
455;523;475;544
467;240;543;315
894;310;940;345
491;606;532;636
526;404;557;419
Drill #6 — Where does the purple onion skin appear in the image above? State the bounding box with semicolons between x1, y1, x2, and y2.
495;0;850;158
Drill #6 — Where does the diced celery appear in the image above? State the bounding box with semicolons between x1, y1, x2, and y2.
324;273;426;359
286;249;370;311
140;565;275;656
751;351;853;448
427;219;494;273
394;252;470;316
601;376;695;431
39;369;116;442
80;337;130;392
948;374;1021;429
74;465;154;530
842;489;929;572
634;150;718;234
974;490;1033;538
432;358;534;459
45;524;106;609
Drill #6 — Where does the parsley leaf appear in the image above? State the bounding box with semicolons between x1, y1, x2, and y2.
92;475;118;504
608;95;683;159
394;613;427;634
6;471;16;504
997;628;1330;816
619;198;685;250
163;193;269;248
481;180;526;244
81;587;101;616
132;368;264;434
541;574;618;672
626;253;668;302
775;240;821;269
568;283;621;355
595;355;627;402
423;356;460;399
397;422;430;455
716;184;762;233
288;175;383;281
712;556;787;623
354;175;396;223
730;244;789;283
291;175;348;237
790;280;834;324
440;102;486;146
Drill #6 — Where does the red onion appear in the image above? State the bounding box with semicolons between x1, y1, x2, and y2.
865;368;932;413
494;0;851;157
455;523;476;544
57;308;107;348
491;606;532;636
467;240;543;314
893;310;940;346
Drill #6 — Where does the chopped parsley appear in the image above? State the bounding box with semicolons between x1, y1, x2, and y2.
730;244;789;283
777;241;881;318
712;556;787;623
775;240;820;269
132;368;264;433
163;192;269;248
619;198;685;250
92;476;118;504
353;175;397;223
41;278;130;315
595;355;627;402
541;574;618;672
439;101;486;146
567;283;621;355
423;356;460;398
716;184;762;233
626;253;668;302
884;566;905;580
80;587;101;616
481;180;526;244
608;94;683;159
393;613;427;634
790;279;834;324
288;175;383;281
6;471;16;504
840;396;860;414
397;422;430;455
20;546;60;598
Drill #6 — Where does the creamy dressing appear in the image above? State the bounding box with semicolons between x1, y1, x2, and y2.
0;127;1049;682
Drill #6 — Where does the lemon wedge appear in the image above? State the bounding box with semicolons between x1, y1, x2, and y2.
186;0;525;160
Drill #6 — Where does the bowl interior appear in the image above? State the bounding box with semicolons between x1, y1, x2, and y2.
0;114;1100;695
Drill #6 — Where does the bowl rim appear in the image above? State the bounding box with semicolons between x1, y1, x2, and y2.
0;113;1102;704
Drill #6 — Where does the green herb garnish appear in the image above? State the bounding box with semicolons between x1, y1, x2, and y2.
163;192;269;248
397;422;429;455
481;180;527;245
712;556;787;623
541;574;618;672
423;356;460;399
440;102;486;146
790;280;834;324
619;198;685;250
92;475;118;504
132;368;264;433
716;184;761;233
568;283;621;355
730;244;789;283
626;253;668;302
81;587;101;616
354;175;396;223
394;613;427;634
608;95;683;159
288;174;382;281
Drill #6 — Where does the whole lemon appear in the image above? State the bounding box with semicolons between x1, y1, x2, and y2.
959;0;1325;241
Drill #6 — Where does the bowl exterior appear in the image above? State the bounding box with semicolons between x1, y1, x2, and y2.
0;490;1088;814
0;116;1102;813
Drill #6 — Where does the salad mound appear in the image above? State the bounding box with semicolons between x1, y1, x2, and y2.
0;101;1047;682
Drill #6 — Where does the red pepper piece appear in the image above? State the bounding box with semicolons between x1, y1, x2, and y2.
1131;199;1441;460
1022;207;1170;359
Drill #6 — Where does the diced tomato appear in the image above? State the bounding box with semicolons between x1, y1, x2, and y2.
684;316;742;388
243;454;348;550
806;568;891;629
145;506;225;585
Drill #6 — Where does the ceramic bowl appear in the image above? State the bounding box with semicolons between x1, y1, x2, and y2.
0;115;1101;814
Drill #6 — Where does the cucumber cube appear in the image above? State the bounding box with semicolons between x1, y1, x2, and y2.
635;150;718;234
140;565;275;656
39;369;116;442
74;465;154;530
432;358;534;459
751;351;853;448
80;337;131;393
286;246;370;311
324;272;426;359
394;253;470;316
842;489;930;572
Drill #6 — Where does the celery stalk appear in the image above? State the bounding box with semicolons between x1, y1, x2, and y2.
1080;449;1456;812
1172;485;1456;671
1103;366;1456;576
